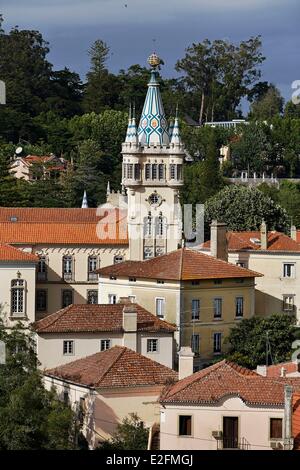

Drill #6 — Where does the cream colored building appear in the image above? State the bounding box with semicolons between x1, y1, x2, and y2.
97;246;261;365
200;222;300;323
34;302;176;369
0;207;128;321
0;244;38;327
44;345;177;448
9;154;68;181
160;357;299;451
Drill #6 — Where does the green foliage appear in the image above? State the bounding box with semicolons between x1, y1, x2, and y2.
97;413;149;451
225;314;296;369
249;84;284;120
258;181;300;227
204;185;289;232
0;319;77;449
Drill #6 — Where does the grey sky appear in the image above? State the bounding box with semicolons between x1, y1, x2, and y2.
1;0;299;106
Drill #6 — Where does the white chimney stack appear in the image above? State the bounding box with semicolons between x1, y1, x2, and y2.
123;305;137;351
260;220;267;250
178;347;194;380
291;225;297;241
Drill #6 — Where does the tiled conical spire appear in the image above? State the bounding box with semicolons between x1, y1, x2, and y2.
138;53;170;146
170;110;181;145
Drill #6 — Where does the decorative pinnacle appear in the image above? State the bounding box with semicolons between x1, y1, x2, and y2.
148;52;161;69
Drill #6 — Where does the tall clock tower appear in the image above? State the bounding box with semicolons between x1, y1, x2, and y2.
122;53;185;261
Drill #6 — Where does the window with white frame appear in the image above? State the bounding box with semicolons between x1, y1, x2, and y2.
87;290;98;304
37;256;47;281
235;297;244;317
147;338;158;353
63;340;74;355
11;279;25;316
88;256;98;281
213;333;222;354
155;298;165;318
191;334;200;354
63;255;73;281
283;263;295;278
191;299;200;320
108;294;117;304
100;339;111;351
213;298;222;319
282;294;294;312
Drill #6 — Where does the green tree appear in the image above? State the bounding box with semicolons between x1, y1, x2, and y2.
225;314;296;369
250;84;284;120
204;185;289;232
83;40;120;113
97;413;149;450
0;320;78;449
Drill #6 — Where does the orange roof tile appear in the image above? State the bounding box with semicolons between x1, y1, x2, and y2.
160;360;300;406
0;243;38;262
293;393;300;450
0;207;128;245
265;361;300;378
97;248;262;281
33;303;176;334
202;231;300;252
45;346;178;388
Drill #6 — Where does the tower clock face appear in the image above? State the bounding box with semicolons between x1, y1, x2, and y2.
148;192;162;207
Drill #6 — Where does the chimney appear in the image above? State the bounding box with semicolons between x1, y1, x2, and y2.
122;305;137;351
256;365;267;376
178;347;194;380
291;225;297;241
281;367;287;378
210;220;228;262
260;220;267;250
119;296;133;305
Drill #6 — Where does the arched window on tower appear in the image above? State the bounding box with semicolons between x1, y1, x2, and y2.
170;163;176;180
144;211;152;237
156;212;165;237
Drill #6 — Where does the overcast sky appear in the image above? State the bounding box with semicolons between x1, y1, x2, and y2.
1;0;299;105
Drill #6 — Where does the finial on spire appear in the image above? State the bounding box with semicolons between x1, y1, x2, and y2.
81;190;88;209
148;52;161;69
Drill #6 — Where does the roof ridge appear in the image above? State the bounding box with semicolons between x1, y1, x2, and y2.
94;346;126;386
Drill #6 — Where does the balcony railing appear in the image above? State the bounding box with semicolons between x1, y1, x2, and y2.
218;437;250;450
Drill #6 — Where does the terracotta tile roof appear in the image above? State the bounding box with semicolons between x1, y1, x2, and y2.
0;207;128;245
97;248;262;281
33;303;176;333
201;231;300;252
0;243;38;262
160;360;300;406
265;361;300;378
293;393;300;450
45;346;178;388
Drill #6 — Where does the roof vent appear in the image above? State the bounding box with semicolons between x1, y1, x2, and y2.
10;216;18;222
250;237;261;245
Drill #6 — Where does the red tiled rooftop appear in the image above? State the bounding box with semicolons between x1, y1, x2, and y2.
265;361;300;378
97;248;262;281
0;207;128;245
0;243;38;263
45;346;178;388
202;231;300;252
33;303;176;334
160;360;300;406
